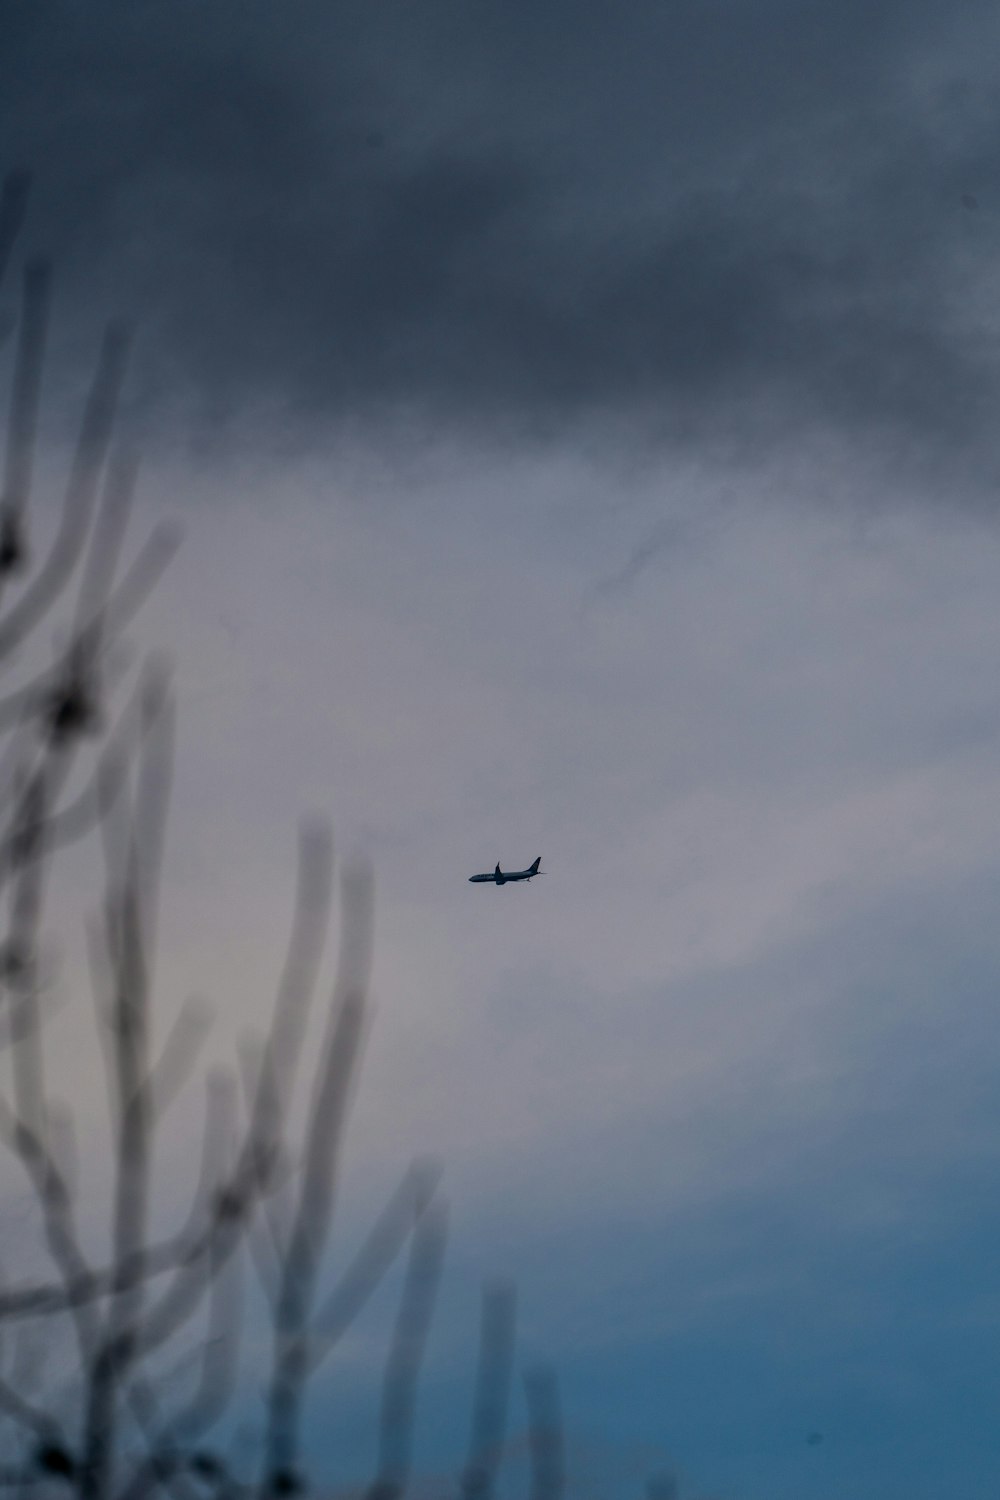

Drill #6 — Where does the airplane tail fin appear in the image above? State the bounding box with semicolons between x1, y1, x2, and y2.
530;856;541;874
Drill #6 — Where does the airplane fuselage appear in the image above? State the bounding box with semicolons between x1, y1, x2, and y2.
469;858;541;885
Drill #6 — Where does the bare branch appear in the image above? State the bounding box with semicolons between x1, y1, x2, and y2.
42;657;173;857
523;1368;565;1500
146;998;214;1126
118;1224;244;1500
249;819;335;1212
0;1097;99;1360
1;256;52;570
0;1368;66;1446
72;449;138;649
308;1158;444;1372
0;320;130;664
365;1196;449;1500
80;876;155;1496
261;861;373;1492
460;1281;517;1500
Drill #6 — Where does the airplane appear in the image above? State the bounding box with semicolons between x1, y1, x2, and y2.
469;857;542;886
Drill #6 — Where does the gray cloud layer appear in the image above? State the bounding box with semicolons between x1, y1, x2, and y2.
4;0;1000;467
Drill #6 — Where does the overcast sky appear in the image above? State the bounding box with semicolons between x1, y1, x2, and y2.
5;1;1000;1496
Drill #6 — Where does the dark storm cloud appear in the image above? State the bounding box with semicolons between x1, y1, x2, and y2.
3;0;1000;457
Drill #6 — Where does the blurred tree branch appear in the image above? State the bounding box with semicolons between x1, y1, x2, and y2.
0;165;605;1500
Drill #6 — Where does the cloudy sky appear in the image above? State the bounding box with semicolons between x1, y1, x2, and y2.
5;0;1000;1495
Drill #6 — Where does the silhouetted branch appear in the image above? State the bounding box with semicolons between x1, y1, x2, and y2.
72;450;137;648
1;255;52;579
0;1366;66;1446
365;1196;449;1500
308;1158;444;1372
0;163;556;1500
118;1259;244;1500
0;1097;101;1363
43;658;173;856
147;997;215;1126
79;522;181;682
248;820;335;1222
0;320;130;665
261;860;374;1494
524;1368;565;1500
80;875;156;1494
118;1104;244;1500
460;1281;517;1500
